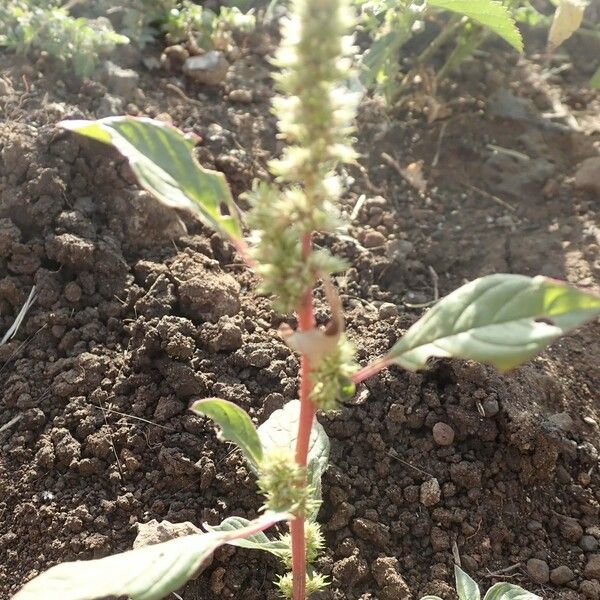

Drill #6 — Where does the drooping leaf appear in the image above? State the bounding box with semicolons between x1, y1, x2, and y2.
14;512;289;600
204;516;289;558
59;116;241;241
427;0;523;51
257;400;330;519
547;0;588;50
484;582;542;600
191;398;263;470
455;565;481;600
387;274;600;372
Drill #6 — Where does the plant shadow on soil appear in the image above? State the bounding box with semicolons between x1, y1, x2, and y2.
0;18;599;600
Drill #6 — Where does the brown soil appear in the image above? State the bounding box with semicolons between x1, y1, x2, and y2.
1;13;599;600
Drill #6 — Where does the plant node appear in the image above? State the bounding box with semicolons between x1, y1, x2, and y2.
257;449;316;516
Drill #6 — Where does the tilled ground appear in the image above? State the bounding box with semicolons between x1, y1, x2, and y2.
0;20;599;600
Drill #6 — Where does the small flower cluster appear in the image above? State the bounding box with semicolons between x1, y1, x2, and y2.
310;335;358;411
276;571;329;600
257;449;316;515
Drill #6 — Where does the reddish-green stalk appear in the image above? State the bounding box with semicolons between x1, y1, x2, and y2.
352;357;392;384
291;233;316;599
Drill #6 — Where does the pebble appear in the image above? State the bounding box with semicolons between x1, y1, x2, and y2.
581;580;600;599
585;554;600;579
527;558;550;584
581;535;599;552
432;422;455;446
574;157;600;195
103;61;140;100
527;520;543;531
560;516;583;543
420;478;441;507
64;282;82;303
482;398;499;417
363;230;386;248
228;89;252;103
378;303;398;319
548;412;574;431
183;51;230;85
550;566;574;586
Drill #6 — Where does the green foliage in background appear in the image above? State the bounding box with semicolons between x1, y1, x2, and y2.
0;1;128;78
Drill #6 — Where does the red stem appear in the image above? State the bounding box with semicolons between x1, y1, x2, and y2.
291;233;316;600
352;357;392;384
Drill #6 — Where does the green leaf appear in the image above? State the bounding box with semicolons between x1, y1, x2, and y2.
484;582;542;600
591;65;600;89
59;116;241;241
387;274;600;372
258;400;329;474
191;398;263;470
204;516;289;558
427;0;523;51
14;512;289;600
258;400;330;520
455;565;481;600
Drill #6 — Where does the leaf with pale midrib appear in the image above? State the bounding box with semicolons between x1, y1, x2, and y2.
13;512;289;600
387;274;600;372
191;398;263;470
59;116;241;241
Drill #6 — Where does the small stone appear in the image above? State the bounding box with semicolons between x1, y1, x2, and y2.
64;282;82;303
574;157;600;194
583;416;598;428
97;93;125;120
378;302;398;319
103;61;139;100
420;478;441;507
163;44;189;67
363;230;386;248
548;412;574;431
560;516;584;543
228;89;252;103
527;558;550;584
527;520;543;532
482;398;499;417
432;422;455;446
183;51;229;85
550;566;574;586
581;580;600;600
581;536;599;552
585;554;600;579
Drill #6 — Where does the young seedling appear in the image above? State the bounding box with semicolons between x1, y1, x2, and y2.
421;564;542;600
14;0;600;598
